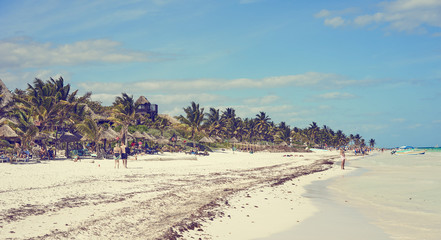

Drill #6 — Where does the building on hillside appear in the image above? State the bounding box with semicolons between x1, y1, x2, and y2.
135;96;158;121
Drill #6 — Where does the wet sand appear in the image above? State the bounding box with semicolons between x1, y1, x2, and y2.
258;172;391;240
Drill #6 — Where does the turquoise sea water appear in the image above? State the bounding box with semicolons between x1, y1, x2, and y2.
328;151;441;240
416;147;441;152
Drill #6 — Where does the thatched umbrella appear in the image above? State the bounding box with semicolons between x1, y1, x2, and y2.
142;132;155;141
34;132;54;141
132;131;145;139
59;132;82;158
199;136;214;143
214;136;222;142
99;128;119;151
0;124;19;140
229;137;239;153
100;128;119;141
58;132;80;142
155;137;169;145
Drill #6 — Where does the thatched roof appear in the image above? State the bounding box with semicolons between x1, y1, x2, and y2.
59;132;82;142
154;137;169;144
0;124;19;139
158;114;180;125
84;105;109;121
0;79;13;107
100;128;119;141
199;136;214;143
0;118;18;125
142;132;155;140
229;137;239;143
131;131;145;139
35;132;54;141
135;96;150;105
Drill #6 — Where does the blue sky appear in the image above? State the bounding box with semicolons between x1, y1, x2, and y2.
1;0;440;148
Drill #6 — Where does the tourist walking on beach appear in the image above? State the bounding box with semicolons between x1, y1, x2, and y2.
114;144;121;169
121;142;128;168
340;148;346;170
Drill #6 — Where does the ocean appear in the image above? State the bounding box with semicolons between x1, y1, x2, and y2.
328;150;441;240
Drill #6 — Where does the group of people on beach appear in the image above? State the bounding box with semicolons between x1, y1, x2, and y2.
113;142;129;168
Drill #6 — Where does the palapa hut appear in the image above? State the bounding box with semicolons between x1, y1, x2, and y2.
0;124;19;140
199;136;214;144
135;96;158;121
59;132;82;158
131;131;145;139
0;79;13;107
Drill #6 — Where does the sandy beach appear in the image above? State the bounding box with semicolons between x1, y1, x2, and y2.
0;150;349;239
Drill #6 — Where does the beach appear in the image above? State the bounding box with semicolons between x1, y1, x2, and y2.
5;150;435;240
183;150;441;240
0;150;343;239
325;151;441;240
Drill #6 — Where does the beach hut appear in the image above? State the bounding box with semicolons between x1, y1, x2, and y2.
0;124;19;140
155;137;169;145
59;132;82;158
199;136;214;144
131;131;144;139
229;137;239;153
142;132;155;141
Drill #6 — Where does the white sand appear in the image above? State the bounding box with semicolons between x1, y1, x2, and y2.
0;150;344;239
182;153;355;240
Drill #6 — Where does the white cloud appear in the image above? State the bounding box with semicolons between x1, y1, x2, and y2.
244;95;280;105
354;13;385;26
407;123;423;129
315;9;331;18
0;69;69;90
321;0;441;33
391;118;406;123
315;92;356;100
0;38;155;70
91;92;224;107
78;72;370;95
324;17;347;28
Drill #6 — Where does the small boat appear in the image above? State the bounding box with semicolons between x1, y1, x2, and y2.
392;146;425;155
394;149;426;155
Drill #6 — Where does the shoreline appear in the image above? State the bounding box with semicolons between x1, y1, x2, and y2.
182;152;393;240
0;150;339;239
181;153;363;240
258;160;391;240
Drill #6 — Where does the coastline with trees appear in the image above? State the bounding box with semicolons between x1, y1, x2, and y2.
0;77;374;160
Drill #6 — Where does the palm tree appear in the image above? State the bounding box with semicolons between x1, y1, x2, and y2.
109;93;139;145
275;121;291;143
154;116;171;136
353;134;361;147
177;102;205;140
307;122;320;146
76;118;103;153
221;108;236;121
228;116;245;141
254;112;271;141
369;139;376;148
14;77;91;133
335;130;348;147
243;118;256;143
204;107;223;137
8;108;39;151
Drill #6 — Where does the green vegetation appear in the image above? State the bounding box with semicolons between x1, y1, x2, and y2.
0;77;373;155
